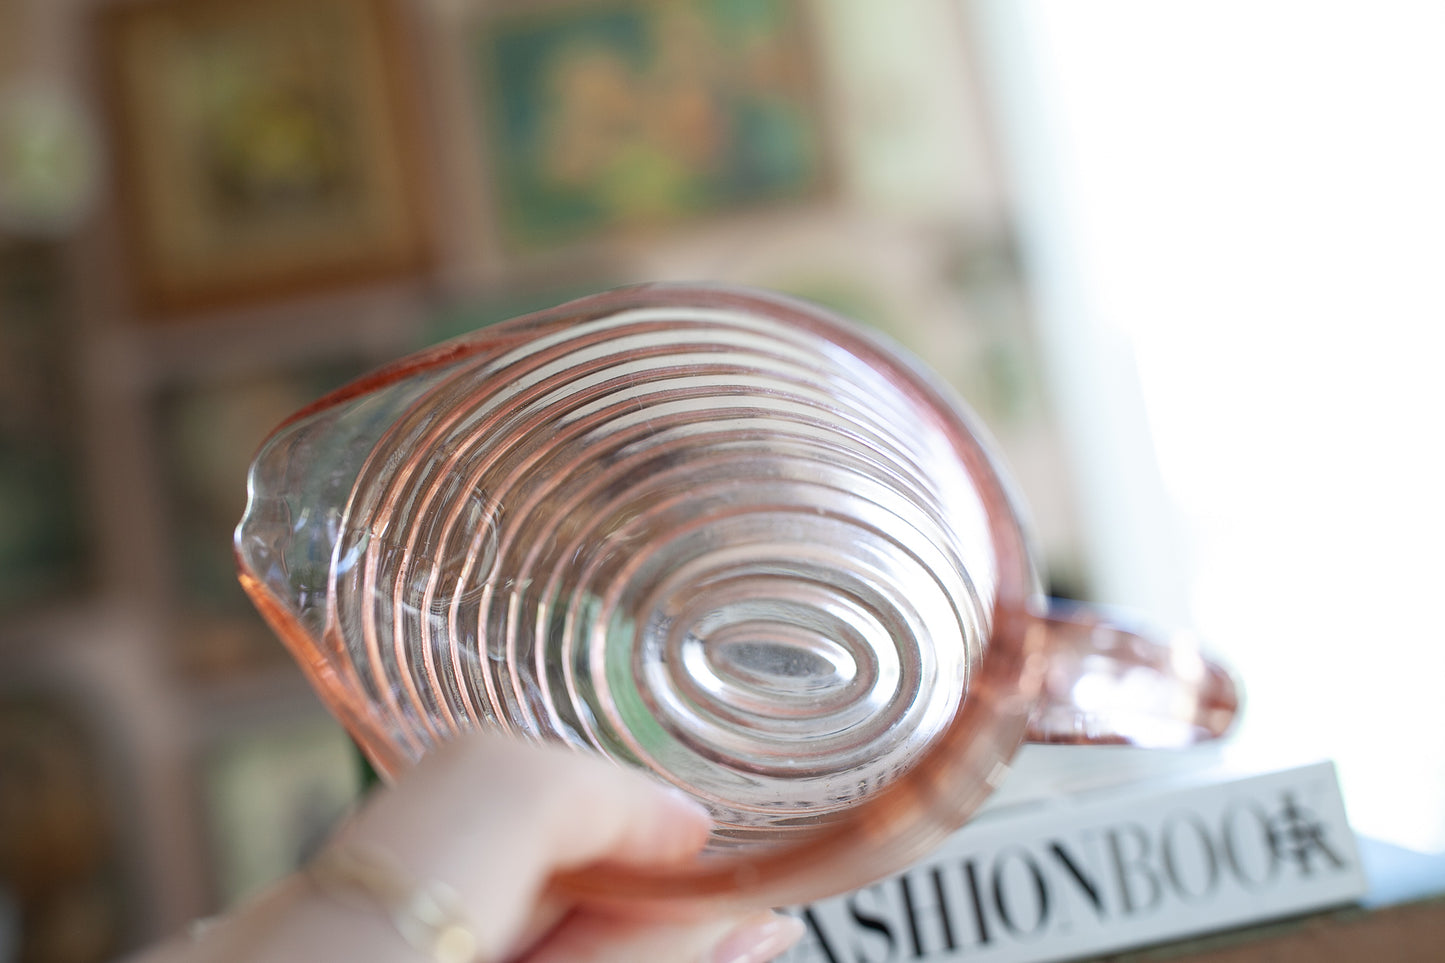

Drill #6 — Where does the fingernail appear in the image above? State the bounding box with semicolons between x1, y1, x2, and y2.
711;912;806;963
650;785;714;859
657;785;712;822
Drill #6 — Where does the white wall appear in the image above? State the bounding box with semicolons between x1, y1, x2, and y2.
974;0;1445;853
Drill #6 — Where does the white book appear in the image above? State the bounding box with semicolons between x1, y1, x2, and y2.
780;761;1366;963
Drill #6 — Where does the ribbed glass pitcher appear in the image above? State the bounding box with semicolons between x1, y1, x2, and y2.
235;284;1237;907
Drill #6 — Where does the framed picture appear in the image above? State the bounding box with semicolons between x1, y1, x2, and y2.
470;0;831;254
0;690;128;963
0;241;87;614
419;276;620;345
638;214;1094;600
98;0;432;317
153;361;365;678
200;716;363;907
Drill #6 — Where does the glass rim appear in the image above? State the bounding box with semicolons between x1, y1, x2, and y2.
236;282;1048;906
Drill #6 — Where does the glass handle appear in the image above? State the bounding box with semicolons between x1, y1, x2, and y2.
1024;602;1240;748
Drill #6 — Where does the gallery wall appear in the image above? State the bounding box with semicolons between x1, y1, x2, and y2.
0;1;1086;957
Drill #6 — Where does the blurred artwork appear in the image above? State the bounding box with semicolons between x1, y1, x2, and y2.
0;84;101;238
420;277;619;345
0;694;126;963
100;0;430;315
154;363;362;677
474;0;828;252
201;717;362;908
0;241;86;614
636;214;1092;599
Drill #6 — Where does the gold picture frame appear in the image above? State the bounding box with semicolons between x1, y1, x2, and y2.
99;0;432;318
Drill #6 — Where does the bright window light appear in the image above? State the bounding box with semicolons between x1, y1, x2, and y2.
975;1;1445;853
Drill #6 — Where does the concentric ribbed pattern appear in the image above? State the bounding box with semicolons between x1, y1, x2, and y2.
321;305;991;840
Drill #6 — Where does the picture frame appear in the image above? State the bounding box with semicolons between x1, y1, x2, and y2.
200;715;363;907
152;359;367;678
0;240;87;614
98;0;433;317
469;0;831;254
0;687;129;962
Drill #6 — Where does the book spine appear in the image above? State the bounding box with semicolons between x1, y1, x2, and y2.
781;762;1366;963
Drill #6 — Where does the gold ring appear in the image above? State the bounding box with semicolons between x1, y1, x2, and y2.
308;845;484;963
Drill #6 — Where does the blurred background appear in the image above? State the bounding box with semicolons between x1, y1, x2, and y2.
0;0;1441;958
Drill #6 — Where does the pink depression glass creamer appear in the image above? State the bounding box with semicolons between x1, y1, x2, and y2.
235;284;1237;908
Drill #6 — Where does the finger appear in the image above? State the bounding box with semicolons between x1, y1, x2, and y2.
525;909;805;963
329;732;713;957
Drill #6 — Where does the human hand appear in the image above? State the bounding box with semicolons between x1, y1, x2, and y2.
136;732;802;963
